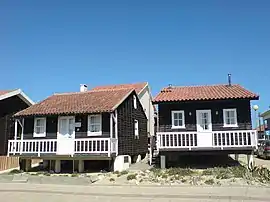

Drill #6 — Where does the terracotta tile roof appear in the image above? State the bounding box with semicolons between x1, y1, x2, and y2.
14;88;134;117
0;90;14;96
153;84;259;103
90;82;148;94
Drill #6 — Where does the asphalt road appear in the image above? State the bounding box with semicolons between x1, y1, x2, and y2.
0;183;269;202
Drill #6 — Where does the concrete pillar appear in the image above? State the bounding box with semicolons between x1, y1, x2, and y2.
160;155;166;169
43;160;49;169
235;154;239;161
78;160;84;173
55;160;61;173
247;153;254;170
25;159;32;172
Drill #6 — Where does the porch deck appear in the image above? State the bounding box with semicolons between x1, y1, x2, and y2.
7;138;118;157
156;130;257;151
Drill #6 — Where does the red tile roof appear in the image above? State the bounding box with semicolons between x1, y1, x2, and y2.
14;88;134;117
0;90;14;96
153;84;259;103
90;82;148;94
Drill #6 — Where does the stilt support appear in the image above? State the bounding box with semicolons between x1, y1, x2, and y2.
55;160;61;173
160;155;166;169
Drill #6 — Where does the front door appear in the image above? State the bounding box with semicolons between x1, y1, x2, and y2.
196;110;212;147
57;116;75;155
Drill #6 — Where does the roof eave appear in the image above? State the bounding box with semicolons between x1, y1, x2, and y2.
153;96;259;104
112;89;136;111
0;89;35;106
14;109;114;118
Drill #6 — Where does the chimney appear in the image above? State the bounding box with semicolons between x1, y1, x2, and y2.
228;74;232;86
80;84;88;92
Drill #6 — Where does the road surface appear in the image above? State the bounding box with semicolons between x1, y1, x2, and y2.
0;183;269;202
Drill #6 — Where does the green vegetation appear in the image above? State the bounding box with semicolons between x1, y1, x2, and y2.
109;178;115;182
116;170;129;177
8;169;22;174
204;179;215;185
127;174;137;180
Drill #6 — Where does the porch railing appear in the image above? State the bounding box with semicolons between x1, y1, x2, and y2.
7;138;118;157
156;130;257;150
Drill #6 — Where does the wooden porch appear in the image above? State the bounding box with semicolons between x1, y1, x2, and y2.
156;130;257;151
7;138;118;157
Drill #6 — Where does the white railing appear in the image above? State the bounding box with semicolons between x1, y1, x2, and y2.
157;132;198;150
8;138;118;157
156;130;257;150
8;139;57;156
74;138;118;156
212;130;257;149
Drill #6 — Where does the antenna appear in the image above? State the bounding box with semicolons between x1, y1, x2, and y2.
228;74;232;86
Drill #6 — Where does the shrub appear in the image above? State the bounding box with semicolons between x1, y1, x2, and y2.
127;174;137;180
202;169;213;176
109;178;115;182
204;179;215;185
120;170;128;175
166;168;195;176
181;178;187;183
71;173;78;177
9;169;22;174
44;172;51;176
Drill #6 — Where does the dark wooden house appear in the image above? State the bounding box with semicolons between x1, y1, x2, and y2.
8;85;148;172
153;80;259;168
0;89;34;155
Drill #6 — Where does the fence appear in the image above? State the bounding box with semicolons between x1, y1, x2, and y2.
0;156;41;171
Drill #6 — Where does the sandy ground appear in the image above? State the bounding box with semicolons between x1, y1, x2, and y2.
238;154;270;169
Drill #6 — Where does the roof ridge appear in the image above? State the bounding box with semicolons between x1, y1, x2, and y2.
166;83;239;88
54;88;135;96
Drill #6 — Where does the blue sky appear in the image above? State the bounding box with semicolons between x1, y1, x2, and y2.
0;0;269;118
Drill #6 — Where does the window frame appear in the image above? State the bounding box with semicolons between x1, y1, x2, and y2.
134;119;139;138
87;114;102;136
171;110;185;129
223;108;238;127
33;117;46;137
133;95;137;109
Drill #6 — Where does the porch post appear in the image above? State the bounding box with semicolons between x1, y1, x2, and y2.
110;113;113;138
115;110;118;156
20;118;24;154
14;119;18;140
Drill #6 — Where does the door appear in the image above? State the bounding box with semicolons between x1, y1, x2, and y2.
57;116;75;155
196;110;212;147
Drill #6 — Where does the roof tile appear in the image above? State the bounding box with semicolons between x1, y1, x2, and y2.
153;84;259;103
90;82;147;94
14;88;134;117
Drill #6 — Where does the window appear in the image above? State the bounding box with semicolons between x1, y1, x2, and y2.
171;110;185;128
124;156;129;163
88;114;102;136
223;109;238;127
133;95;137;109
34;117;46;137
134;119;139;138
